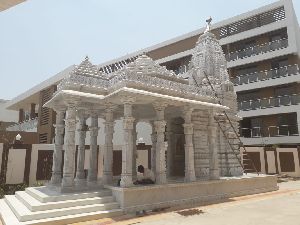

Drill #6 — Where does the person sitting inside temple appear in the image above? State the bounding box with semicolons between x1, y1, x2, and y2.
134;165;155;185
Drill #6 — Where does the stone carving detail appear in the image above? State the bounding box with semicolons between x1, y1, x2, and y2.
56;55;215;99
50;110;65;185
188;31;231;91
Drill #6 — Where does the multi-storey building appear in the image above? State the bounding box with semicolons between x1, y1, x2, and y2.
5;0;300;174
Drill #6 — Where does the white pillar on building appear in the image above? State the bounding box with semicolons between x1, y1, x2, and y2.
62;104;77;189
75;110;88;181
183;107;196;182
153;102;168;184
102;104;115;185
166;120;173;177
87;110;99;183
50;108;65;185
132;121;137;177
120;97;135;187
208;109;219;180
150;121;157;174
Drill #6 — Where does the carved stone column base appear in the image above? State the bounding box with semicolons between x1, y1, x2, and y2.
50;172;62;185
75;171;85;180
155;172;166;184
74;178;86;186
87;172;97;183
102;171;113;185
184;170;196;182
120;174;133;187
209;169;220;180
62;174;74;189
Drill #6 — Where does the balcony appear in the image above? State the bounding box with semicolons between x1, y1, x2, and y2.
241;125;299;138
216;6;285;39
226;38;288;62
238;93;300;111
6;117;38;132
240;124;299;145
232;64;300;87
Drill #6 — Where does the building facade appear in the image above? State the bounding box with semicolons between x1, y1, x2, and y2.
4;0;300;175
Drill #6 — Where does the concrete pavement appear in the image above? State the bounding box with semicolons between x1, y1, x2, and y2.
70;180;300;225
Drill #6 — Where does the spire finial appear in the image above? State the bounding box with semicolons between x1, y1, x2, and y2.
85;55;89;61
204;16;212;33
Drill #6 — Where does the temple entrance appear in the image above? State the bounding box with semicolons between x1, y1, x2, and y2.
168;117;185;177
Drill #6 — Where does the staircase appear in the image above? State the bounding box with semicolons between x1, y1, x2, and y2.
0;186;122;225
192;72;259;175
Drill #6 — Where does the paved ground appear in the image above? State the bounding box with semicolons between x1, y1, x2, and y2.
71;180;300;225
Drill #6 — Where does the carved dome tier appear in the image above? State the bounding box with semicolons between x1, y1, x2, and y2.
72;56;107;79
114;54;187;84
188;31;230;89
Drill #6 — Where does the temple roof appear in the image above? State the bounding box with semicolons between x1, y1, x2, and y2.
72;56;107;79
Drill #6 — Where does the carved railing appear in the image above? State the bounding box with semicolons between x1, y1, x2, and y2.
238;93;300;111
6;117;38;132
225;38;288;62
57;72;215;98
231;64;300;86
241;124;299;138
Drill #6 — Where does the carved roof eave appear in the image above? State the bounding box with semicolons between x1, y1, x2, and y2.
105;87;228;111
43;89;106;110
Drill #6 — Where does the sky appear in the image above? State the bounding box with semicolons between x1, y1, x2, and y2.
0;0;299;100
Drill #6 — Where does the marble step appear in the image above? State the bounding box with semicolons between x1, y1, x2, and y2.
15;191;114;211
25;187;112;203
4;195;119;222
0;199;122;225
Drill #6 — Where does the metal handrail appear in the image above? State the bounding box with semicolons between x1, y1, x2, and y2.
226;38;288;62
238;93;300;111
231;64;299;86
241;124;299;138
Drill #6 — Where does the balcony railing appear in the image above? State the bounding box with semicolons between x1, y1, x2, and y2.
231;64;300;86
216;6;285;39
238;93;300;111
241;124;299;138
225;38;288;62
6;117;38;132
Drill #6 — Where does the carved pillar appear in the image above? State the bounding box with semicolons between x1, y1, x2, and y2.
120;98;135;187
132;121;137;177
50;108;65;185
75;111;88;181
153;103;168;184
87;111;99;183
62;104;77;189
208;109;219;180
183;107;196;182
102;105;115;185
150;121;157;174
166;120;173;177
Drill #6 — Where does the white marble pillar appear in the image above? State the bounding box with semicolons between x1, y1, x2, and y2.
166;120;173;177
183;107;196;182
150;121;157;174
132;121;137;177
50;108;65;185
153;103;168;184
62;104;77;189
87;111;99;183
120;98;135;187
102;105;115;185
75;111;87;181
208;109;219;180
